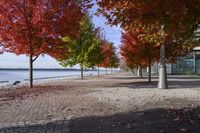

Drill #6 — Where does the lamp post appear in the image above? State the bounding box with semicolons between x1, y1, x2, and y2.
158;26;168;89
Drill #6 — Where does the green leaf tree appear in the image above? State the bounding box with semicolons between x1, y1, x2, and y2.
109;47;119;74
59;15;103;79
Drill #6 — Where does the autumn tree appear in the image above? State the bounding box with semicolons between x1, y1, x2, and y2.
121;29;160;82
93;29;119;76
98;41;111;74
96;0;200;36
94;28;105;77
0;0;90;87
59;15;103;79
96;0;200;88
109;49;119;74
98;41;118;74
120;26;195;82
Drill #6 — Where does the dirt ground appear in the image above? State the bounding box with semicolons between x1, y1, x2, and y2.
0;72;200;133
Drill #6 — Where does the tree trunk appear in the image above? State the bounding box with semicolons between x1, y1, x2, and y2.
111;67;113;74
106;67;108;74
133;69;136;76
148;55;152;83
81;66;83;79
29;54;33;88
137;66;142;78
140;68;143;78
137;67;139;77
98;66;100;77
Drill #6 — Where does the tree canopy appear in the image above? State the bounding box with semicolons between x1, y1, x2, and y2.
121;29;159;67
98;41;119;69
0;0;90;87
59;15;103;79
120;28;160;82
0;0;89;58
97;0;200;58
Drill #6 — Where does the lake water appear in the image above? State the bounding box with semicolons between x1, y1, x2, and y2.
0;69;112;86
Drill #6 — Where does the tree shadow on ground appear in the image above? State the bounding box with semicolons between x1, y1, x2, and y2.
110;76;158;80
168;75;200;80
114;80;200;89
0;119;70;133
69;107;200;133
111;75;200;80
111;75;200;89
168;80;200;88
112;81;158;89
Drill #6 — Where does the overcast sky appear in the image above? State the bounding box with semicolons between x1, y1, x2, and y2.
0;5;122;69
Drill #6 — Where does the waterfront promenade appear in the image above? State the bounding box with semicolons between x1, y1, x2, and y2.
0;72;199;133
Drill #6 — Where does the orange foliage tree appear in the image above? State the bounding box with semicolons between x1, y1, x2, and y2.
96;0;200;59
96;0;200;34
98;41;119;74
97;0;200;87
121;29;160;82
0;0;90;87
96;0;200;62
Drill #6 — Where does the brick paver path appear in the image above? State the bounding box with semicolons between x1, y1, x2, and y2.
0;76;119;133
0;73;200;132
0;118;70;133
0;86;100;133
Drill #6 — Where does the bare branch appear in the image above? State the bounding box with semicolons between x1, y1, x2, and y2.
32;55;39;62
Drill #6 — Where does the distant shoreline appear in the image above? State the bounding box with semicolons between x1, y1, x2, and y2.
0;68;97;71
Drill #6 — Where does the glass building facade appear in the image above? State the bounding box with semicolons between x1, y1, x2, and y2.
172;50;200;75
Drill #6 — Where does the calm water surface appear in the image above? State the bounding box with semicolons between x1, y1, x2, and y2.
0;69;111;86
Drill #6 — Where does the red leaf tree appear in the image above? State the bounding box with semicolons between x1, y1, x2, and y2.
97;0;200;88
98;41;119;74
121;29;160;82
0;0;88;87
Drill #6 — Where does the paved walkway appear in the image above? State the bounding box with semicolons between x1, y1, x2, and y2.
0;73;200;132
0;118;71;133
0;87;100;133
